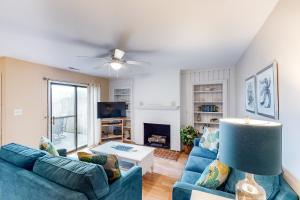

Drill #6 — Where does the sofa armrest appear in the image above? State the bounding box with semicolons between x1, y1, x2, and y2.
118;166;142;185
194;138;201;146
172;182;235;200
274;176;299;200
57;149;67;157
101;166;142;200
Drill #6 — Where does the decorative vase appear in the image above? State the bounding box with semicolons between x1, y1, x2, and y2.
183;145;192;154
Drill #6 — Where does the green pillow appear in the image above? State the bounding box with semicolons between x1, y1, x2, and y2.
78;151;121;182
39;136;59;156
199;127;219;153
196;160;230;189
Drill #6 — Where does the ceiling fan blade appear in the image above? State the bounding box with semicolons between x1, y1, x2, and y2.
76;52;111;60
126;49;158;54
93;64;113;74
76;56;108;60
125;60;150;66
65;38;113;50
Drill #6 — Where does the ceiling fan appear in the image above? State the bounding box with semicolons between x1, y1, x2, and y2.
77;48;150;71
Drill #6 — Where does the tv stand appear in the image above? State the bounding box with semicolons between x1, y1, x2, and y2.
100;118;131;143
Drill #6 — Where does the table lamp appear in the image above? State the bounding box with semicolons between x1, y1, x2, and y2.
219;118;282;200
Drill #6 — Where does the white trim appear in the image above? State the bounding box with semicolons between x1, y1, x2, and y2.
283;168;300;196
48;80;88;87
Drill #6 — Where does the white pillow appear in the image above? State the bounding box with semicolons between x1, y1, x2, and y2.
199;127;219;153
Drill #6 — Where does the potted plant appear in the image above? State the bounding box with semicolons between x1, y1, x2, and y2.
180;125;199;154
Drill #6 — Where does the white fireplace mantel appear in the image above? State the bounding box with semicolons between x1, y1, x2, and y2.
136;101;180;110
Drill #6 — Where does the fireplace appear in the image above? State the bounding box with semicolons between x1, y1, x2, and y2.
144;123;170;149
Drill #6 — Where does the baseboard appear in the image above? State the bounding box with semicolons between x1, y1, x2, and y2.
283;168;300;196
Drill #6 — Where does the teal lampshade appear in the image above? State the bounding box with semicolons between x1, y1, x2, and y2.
219;118;282;176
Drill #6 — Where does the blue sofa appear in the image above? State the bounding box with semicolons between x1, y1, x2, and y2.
0;143;142;200
172;138;299;200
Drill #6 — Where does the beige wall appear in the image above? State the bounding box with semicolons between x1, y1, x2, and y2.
235;0;300;193
0;57;109;148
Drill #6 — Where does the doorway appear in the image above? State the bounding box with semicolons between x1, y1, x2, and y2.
49;82;88;152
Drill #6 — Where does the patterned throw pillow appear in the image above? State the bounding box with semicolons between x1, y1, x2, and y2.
196;160;230;189
199;127;219;153
77;152;121;182
39;136;59;156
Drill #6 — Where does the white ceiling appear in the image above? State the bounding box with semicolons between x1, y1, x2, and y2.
0;0;279;77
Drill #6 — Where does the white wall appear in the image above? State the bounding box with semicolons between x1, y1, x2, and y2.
110;69;181;151
235;0;300;189
181;67;235;127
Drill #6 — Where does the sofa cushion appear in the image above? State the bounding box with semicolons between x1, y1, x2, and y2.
0;143;47;170
77;151;121;183
181;170;202;184
190;146;217;160
39;136;59;156
225;169;280;199
0;158;88;200
33;155;109;200
196;160;230;189
185;155;213;173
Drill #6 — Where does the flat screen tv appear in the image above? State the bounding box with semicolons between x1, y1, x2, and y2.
97;102;126;119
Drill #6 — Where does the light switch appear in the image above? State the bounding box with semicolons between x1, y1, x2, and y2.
14;109;23;116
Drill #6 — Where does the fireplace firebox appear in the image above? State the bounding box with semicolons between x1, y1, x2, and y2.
144;123;170;149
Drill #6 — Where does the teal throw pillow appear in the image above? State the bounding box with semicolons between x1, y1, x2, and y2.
199;127;219;153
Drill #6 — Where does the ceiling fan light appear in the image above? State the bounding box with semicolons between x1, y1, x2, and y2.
110;62;122;70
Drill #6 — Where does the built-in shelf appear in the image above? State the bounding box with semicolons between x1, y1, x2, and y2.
112;88;132;142
194;112;223;114
102;134;123;140
194;90;222;93
193;83;224;131
123;138;132;142
101;123;123;127
137;105;180;110
114;94;130;96
194;121;220;125
194;101;223;104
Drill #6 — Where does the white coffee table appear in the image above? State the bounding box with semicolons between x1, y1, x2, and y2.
91;141;155;175
191;190;233;200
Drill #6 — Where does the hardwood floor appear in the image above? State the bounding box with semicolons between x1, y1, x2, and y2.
143;173;177;200
143;153;188;200
70;146;188;200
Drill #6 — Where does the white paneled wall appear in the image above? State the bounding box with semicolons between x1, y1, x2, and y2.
180;67;235;127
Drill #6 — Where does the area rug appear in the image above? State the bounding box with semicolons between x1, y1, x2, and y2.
154;148;180;161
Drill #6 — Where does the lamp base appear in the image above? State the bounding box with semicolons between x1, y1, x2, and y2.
236;173;266;200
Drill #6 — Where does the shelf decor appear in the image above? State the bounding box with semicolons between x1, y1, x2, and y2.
193;83;224;132
256;62;279;119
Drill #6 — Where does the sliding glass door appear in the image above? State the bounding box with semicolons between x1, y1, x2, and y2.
49;82;88;152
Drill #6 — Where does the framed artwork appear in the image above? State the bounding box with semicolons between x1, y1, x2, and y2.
245;76;256;113
256;61;279;119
